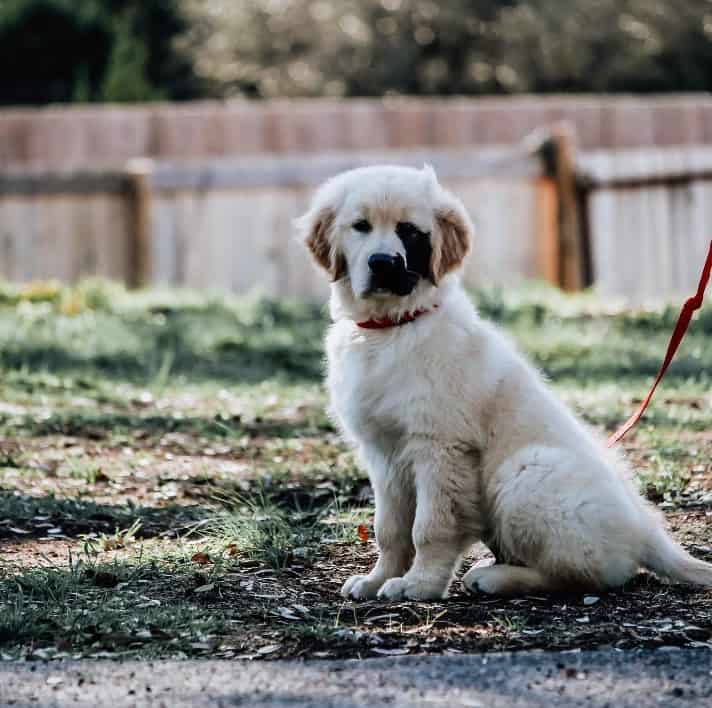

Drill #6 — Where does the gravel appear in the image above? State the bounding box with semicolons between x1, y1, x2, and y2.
2;647;712;707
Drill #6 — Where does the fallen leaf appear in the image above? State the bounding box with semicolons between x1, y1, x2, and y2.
225;544;238;557
357;524;369;542
191;552;211;565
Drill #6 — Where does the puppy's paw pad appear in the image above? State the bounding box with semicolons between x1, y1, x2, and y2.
341;575;381;600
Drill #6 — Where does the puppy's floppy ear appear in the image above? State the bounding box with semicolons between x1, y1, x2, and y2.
429;185;473;285
297;206;347;282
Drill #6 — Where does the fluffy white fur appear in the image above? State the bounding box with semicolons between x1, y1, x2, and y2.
299;164;712;600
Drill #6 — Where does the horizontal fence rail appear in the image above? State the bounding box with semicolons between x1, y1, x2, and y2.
0;171;130;196
149;147;544;191
0;147;543;195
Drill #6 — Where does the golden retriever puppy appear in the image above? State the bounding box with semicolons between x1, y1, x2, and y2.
298;164;712;600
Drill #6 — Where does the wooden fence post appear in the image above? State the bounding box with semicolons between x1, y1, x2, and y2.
534;177;560;287
125;158;154;288
538;124;586;291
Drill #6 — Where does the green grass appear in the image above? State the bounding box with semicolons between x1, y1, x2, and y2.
0;555;231;658
0;278;710;660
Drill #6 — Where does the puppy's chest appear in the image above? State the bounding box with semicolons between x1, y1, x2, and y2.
329;340;439;440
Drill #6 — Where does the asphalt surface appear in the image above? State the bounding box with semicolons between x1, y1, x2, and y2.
2;648;712;707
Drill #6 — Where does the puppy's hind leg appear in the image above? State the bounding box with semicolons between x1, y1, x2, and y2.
463;564;555;596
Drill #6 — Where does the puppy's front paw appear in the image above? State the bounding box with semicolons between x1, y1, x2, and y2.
376;576;446;601
341;574;383;600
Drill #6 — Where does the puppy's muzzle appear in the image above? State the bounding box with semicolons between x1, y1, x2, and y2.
367;253;420;296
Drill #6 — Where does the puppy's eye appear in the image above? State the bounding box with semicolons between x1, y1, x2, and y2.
396;221;420;239
352;219;372;233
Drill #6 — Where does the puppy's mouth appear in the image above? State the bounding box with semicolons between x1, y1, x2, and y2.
365;253;420;297
367;272;420;297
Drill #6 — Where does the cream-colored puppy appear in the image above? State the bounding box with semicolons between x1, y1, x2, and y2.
298;164;712;600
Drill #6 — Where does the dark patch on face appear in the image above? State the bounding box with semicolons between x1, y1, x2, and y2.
396;222;432;282
360;219;433;297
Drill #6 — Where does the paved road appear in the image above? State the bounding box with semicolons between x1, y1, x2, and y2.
2;648;712;707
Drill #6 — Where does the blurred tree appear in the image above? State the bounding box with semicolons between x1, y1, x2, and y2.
180;0;712;97
0;0;203;105
2;0;712;103
99;14;161;102
495;0;712;93
179;0;517;97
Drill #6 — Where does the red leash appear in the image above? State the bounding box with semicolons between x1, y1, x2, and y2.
607;239;712;447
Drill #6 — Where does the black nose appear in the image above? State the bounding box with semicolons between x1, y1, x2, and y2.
368;253;402;275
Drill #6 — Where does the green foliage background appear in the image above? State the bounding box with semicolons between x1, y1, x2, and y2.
0;0;201;105
1;0;712;105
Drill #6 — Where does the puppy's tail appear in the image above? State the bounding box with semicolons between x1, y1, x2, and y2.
643;525;712;586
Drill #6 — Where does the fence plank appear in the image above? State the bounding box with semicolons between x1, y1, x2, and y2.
0;197;37;280
456;179;541;288
91;195;132;280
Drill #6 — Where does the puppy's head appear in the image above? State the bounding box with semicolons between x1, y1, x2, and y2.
297;165;472;301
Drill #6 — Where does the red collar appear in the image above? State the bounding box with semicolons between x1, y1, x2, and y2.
356;305;438;330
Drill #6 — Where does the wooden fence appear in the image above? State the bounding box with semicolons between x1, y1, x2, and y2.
0;144;556;299
2;95;712;170
2;126;711;302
